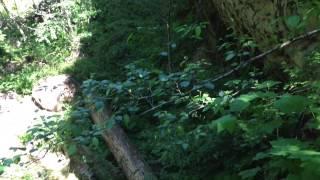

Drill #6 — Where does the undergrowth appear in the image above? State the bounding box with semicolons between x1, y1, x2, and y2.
0;0;93;94
23;51;320;179
2;0;320;179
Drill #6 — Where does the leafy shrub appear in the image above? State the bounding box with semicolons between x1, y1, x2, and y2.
64;59;320;179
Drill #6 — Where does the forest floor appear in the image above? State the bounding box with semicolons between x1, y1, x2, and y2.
0;92;76;179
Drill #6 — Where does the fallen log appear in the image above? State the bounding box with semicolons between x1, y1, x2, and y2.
90;107;156;180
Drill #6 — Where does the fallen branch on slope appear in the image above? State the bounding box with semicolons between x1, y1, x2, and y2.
138;29;320;115
211;28;320;82
90;106;156;180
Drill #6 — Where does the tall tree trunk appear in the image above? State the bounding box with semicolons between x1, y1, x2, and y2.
204;0;320;67
208;0;297;47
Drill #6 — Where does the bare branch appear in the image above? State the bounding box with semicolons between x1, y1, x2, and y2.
211;28;320;82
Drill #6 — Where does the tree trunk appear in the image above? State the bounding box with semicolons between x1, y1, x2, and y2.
209;0;296;46
90;107;156;180
204;0;320;68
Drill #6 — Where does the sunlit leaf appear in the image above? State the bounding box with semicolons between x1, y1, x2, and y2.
255;81;281;89
225;51;236;61
230;99;250;112
238;93;259;102
211;115;237;134
0;165;4;175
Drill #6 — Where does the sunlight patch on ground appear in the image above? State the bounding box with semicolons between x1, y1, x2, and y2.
0;93;76;179
0;94;40;158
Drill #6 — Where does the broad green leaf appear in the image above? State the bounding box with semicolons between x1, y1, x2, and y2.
182;143;189;150
159;74;169;81
95;101;104;112
91;137;100;147
225;51;236;61
229;99;250;112
238;93;259;102
211;115;237;134
274;95;309;113
286;15;301;29
123;114;130;128
0;165;4;175
67;144;78;156
262;120;282;134
269;138;320;168
255;80;281;89
195;26;202;38
269;138;309;157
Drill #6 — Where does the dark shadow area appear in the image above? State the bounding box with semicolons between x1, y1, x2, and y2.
61;0;173;179
64;0;169;81
59;0;220;179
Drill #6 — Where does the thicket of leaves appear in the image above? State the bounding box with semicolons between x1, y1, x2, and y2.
72;54;320;179
25;54;320;179
6;0;320;179
66;0;202;80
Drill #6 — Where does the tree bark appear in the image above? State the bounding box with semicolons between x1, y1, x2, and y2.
204;0;320;68
207;0;297;48
90;107;156;180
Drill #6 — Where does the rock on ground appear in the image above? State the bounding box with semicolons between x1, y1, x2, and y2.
32;74;78;112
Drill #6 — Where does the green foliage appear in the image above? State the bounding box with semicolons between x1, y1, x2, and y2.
175;22;207;40
69;58;319;179
0;0;93;94
274;95;310;113
218;32;257;63
0;155;22;176
211;115;237;134
7;0;320;179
